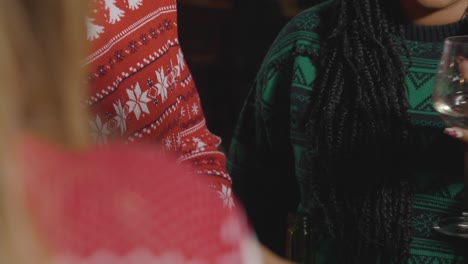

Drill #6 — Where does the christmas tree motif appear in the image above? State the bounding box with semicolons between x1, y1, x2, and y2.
126;0;143;10
192;137;207;151
104;0;125;24
86;17;105;41
155;68;169;102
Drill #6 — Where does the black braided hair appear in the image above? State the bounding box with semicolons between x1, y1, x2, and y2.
303;0;415;262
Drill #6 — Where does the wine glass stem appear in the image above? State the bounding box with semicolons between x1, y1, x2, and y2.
463;144;468;212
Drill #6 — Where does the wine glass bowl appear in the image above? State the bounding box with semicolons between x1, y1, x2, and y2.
433;36;468;128
433;212;468;238
432;35;468;238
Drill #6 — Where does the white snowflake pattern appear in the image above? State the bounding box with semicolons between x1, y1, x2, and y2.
180;108;186;117
104;0;125;24
126;0;143;10
191;103;199;115
90;115;110;144
155;68;169;102
218;184;235;209
126;83;151;120
164;137;172;150
113;99;127;135
85;16;104;41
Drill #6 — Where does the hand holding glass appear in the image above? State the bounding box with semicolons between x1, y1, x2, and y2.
432;36;468;238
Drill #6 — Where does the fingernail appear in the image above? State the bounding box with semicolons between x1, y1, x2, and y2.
444;128;463;138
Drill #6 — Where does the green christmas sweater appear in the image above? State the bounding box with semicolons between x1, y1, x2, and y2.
228;1;468;262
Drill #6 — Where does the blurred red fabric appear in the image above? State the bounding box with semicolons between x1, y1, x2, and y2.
20;137;261;264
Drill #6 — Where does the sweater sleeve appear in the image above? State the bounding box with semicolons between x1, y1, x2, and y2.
175;91;234;209
227;5;324;255
227;55;299;256
84;0;232;208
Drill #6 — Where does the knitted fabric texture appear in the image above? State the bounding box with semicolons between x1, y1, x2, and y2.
85;0;233;208
228;1;468;262
22;138;261;264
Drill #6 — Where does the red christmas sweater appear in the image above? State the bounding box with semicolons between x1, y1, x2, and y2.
85;0;233;208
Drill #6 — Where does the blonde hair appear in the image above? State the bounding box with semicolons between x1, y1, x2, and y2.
0;0;89;262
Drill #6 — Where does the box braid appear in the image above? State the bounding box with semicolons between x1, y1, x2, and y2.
303;0;415;262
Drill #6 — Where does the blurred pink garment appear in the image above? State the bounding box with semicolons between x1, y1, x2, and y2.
20;137;261;264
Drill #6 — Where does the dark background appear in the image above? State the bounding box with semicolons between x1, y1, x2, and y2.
178;0;322;150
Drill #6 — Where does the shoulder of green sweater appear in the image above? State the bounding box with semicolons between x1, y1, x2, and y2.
289;0;335;32
254;1;332;108
259;0;333;69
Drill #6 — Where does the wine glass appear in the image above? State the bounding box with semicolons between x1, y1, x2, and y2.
432;35;468;238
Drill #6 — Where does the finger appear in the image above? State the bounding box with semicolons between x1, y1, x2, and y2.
444;127;468;142
459;58;468;80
